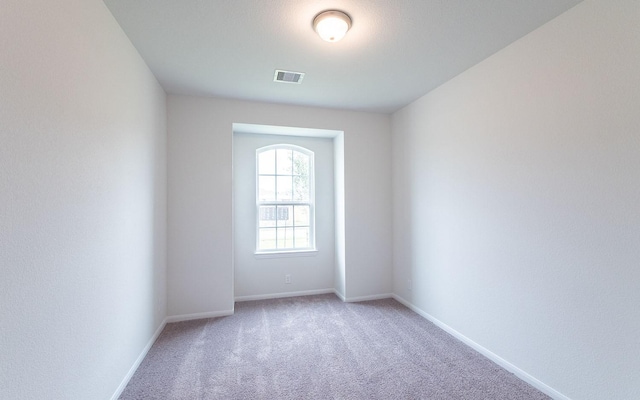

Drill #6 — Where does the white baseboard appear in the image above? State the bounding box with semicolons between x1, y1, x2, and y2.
234;288;335;302
110;318;167;400
391;294;570;400
343;293;393;302
234;289;393;304
166;309;234;323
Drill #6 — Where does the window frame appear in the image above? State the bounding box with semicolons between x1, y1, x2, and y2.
255;144;316;254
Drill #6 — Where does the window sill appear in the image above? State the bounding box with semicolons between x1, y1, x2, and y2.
254;249;318;259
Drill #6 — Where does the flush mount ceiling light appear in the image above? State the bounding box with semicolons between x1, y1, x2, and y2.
313;10;352;42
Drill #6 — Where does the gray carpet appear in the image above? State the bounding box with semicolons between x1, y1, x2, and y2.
119;294;550;399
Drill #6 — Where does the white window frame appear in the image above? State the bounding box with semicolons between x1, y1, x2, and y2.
255;144;316;254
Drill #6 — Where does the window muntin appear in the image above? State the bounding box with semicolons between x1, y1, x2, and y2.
256;145;314;252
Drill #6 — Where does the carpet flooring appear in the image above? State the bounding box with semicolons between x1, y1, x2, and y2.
119;294;550;399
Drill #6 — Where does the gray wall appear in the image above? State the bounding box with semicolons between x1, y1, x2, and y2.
391;1;640;399
167;95;392;316
0;0;167;398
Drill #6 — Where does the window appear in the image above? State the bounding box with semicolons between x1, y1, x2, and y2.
256;145;315;252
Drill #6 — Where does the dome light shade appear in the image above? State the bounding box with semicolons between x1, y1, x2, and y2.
313;10;352;42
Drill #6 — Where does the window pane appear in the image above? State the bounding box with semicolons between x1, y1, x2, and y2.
293;151;309;177
276;176;292;201
293;176;309;201
294;227;310;248
258;228;277;250
277;227;294;249
258;149;275;175
258;176;276;201
256;146;314;252
294;205;309;226
276;149;292;175
259;206;277;228
276;205;293;227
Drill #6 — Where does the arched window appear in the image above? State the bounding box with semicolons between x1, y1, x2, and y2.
256;145;315;252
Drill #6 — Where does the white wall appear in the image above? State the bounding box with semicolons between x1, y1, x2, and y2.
233;133;335;298
334;133;347;298
167;95;392;315
392;1;640;399
0;1;167;399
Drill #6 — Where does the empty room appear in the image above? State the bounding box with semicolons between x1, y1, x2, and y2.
2;0;638;399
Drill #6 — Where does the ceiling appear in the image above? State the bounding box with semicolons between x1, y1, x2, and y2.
103;0;582;113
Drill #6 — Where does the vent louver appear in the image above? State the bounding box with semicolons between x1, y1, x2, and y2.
274;70;305;84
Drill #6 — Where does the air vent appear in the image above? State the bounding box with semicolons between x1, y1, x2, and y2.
274;69;305;84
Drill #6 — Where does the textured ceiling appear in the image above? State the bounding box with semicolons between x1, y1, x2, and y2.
103;0;582;113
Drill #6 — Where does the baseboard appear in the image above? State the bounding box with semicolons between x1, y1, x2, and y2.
391;295;570;400
234;288;335;302
234;289;392;304
110;318;168;400
166;309;234;323
342;293;393;302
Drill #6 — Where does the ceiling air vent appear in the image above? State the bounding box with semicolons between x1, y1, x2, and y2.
274;70;305;84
